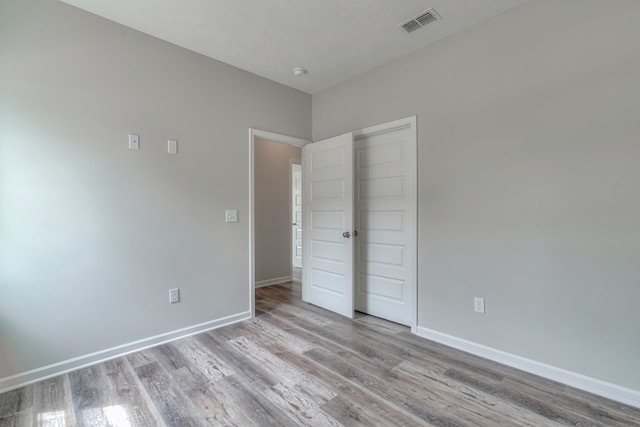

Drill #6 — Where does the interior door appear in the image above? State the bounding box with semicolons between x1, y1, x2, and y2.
354;118;416;326
291;164;303;269
302;133;354;318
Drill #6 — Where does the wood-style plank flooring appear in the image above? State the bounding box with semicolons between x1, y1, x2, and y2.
1;281;639;426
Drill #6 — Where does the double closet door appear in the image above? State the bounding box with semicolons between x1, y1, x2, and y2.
302;117;416;327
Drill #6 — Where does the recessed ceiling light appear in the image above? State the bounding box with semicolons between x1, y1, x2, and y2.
292;67;307;77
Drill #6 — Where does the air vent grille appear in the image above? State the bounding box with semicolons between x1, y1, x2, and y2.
401;20;422;33
401;9;440;33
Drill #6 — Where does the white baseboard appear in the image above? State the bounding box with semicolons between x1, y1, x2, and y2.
255;276;292;288
415;326;640;409
0;311;251;394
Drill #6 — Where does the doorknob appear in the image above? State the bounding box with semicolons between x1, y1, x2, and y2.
353;230;358;237
342;231;351;238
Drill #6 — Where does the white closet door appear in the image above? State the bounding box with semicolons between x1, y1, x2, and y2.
354;118;416;326
302;133;354;318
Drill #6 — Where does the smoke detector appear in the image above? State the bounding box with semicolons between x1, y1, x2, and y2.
292;67;307;77
400;9;440;33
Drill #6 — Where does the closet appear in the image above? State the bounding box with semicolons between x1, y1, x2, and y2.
302;116;416;327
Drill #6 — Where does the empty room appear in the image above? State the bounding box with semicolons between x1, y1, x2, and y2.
1;0;639;425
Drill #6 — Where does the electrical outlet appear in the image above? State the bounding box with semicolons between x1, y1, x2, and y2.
474;297;485;314
169;288;180;304
128;134;139;150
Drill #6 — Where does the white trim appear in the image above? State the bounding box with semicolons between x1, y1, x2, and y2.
248;129;310;320
290;160;302;273
0;311;250;394
251;129;309;148
415;326;640;409
255;276;292;288
352;116;415;139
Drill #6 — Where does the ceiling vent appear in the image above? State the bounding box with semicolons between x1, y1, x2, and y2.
401;9;440;33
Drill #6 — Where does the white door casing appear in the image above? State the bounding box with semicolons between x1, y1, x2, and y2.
353;117;417;326
291;164;303;269
302;133;354;318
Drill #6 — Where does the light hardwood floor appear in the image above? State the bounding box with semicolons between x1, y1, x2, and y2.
1;281;639;426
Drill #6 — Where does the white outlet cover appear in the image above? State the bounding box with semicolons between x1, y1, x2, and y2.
128;133;140;150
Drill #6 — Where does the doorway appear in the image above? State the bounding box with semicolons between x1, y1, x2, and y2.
249;129;310;318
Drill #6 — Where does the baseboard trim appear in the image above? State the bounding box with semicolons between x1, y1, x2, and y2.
255;276;292;288
415;326;640;409
0;310;251;394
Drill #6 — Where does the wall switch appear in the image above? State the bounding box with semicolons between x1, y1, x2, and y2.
169;288;180;304
474;297;485;314
225;209;238;223
128;134;140;150
168;139;178;154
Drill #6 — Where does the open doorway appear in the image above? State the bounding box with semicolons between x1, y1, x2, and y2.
248;129;310;318
254;139;301;286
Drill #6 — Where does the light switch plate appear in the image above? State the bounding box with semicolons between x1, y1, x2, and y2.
225;209;238;223
168;139;178;154
169;288;180;304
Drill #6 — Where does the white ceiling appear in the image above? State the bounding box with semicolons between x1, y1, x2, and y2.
59;0;530;94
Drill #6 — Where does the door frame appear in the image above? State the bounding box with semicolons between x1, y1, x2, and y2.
249;129;310;319
291;161;303;270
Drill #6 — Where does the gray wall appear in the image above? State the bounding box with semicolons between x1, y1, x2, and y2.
0;0;310;381
313;0;640;391
254;139;301;283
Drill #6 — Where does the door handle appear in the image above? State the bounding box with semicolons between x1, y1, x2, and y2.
342;231;351;238
353;230;358;237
